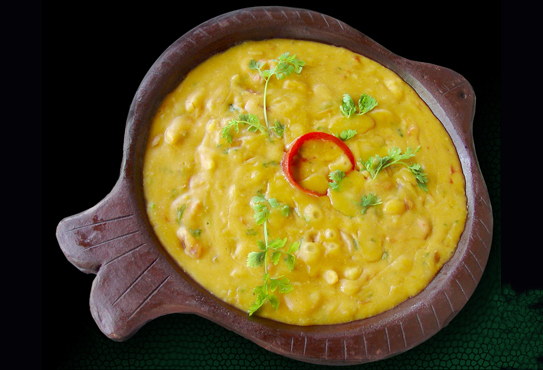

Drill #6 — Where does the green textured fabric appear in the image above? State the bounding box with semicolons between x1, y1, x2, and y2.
54;288;543;370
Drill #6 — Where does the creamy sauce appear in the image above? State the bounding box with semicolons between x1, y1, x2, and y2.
142;39;467;325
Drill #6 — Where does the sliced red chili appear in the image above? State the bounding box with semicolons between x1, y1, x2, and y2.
281;132;356;197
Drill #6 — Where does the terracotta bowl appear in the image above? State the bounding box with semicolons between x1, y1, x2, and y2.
56;6;492;365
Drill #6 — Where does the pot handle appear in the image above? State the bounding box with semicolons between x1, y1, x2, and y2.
405;60;476;145
56;179;139;274
56;178;198;341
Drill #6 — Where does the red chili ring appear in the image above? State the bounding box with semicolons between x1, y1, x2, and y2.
281;132;356;197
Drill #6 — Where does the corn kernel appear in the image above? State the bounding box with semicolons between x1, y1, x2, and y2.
164;116;189;144
323;270;338;285
344;266;362;280
340;279;360;296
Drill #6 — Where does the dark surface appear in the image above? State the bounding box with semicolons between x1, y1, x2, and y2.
43;2;527;370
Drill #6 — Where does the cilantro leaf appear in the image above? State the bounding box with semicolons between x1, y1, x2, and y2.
221;120;239;144
359;146;428;191
248;285;268;315
268;238;288;250
246;228;258;236
409;163;429;191
285;254;295;272
222;113;266;144
252;191;267;204
248;59;260;71
176;204;186;224
329;170;346;191
358;93;378;115
248;53;305;130
238;113;265;133
189;228;202;238
357;193;382;214
268;294;280;310
252;203;269;225
340;92;378;117
280;204;291;217
246;191;300;315
340;94;356;117
247;251;266;268
272;120;284;137
270;251;281;266
338;129;357;141
287;241;300;254
267;198;280;208
273;52;305;78
275;277;294;294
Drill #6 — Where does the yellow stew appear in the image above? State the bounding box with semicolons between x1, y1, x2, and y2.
142;39;467;325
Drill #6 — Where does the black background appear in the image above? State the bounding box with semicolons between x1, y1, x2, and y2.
44;2;506;369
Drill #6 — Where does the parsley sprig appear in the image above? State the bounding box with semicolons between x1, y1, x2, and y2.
328;170;346;191
340;93;378;118
356;193;382;214
337;129;357;141
246;192;299;315
221;113;267;144
272;120;285;138
359;146;429;191
249;53;305;130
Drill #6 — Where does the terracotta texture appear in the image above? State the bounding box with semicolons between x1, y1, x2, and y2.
56;6;492;365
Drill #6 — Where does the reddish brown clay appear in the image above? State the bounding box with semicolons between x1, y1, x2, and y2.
56;6;492;365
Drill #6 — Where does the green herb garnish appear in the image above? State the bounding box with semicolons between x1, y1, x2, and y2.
337;129;357;141
328;170;346;191
189;228;202;238
176;204;186;224
262;160;279;168
356;193;382;214
221;113;267;144
272;120;285;137
249;53;305;130
357;93;378;115
339;94;357;117
359;146;429;191
340;93;378;117
247;192;299;315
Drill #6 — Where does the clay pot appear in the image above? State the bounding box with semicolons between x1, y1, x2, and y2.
56;6;492;365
